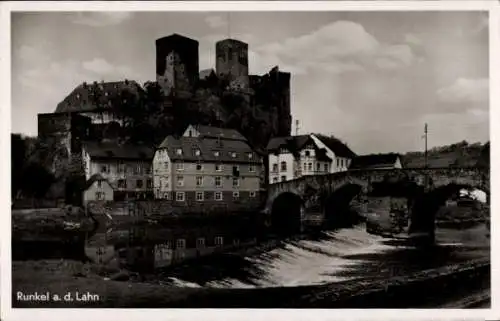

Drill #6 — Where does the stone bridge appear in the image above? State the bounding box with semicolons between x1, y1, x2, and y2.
265;167;489;241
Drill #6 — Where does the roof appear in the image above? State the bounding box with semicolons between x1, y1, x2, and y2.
266;135;311;152
199;69;216;80
194;125;247;141
157;136;260;164
350;153;401;169
84;174;112;190
54;80;143;113
83;141;154;161
156;34;199;45
314;134;357;158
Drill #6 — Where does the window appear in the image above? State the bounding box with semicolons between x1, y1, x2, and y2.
316;163;320;171
249;165;255;172
194;149;201;156
177;176;184;187
233;238;240;246
105;92;109;96
232;178;239;187
176;192;185;202
164;192;170;200
337;159;340;167
100;165;107;173
305;150;310;157
232;165;239;176
303;162;307;171
136;180;143;188
176;163;184;171
308;163;313;171
95;192;104;200
118;162;125;173
280;148;287;154
281;176;287;182
215;192;223;201
118;179;127;189
215;236;224;246
176;239;186;249
146;179;153;189
231;152;237;158
273;177;278;183
281;161;287;171
196;238;205;248
215;164;223;171
250;191;256;198
196;192;204;201
215;176;222;187
324;163;329;172
176;148;183;155
164;162;169;170
196;176;203;187
97;180;102;188
233;192;239;199
272;163;278;172
188;130;193;137
196;164;203;171
248;153;253;159
146;166;151;175
214;151;220;157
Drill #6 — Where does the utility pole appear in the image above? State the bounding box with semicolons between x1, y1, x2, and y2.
424;123;428;169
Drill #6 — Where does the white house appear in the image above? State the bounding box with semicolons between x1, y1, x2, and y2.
349;153;403;170
266;134;356;184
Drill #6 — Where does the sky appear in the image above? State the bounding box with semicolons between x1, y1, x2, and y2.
11;11;489;154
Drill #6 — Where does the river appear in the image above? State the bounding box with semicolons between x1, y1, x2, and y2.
12;216;490;289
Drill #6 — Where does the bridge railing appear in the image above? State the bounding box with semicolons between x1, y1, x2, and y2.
268;166;486;189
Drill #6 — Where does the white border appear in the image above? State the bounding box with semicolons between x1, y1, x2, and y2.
1;1;497;321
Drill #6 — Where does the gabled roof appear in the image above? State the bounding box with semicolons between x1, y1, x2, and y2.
194;125;247;141
314;134;356;158
83;141;154;160
199;69;216;80
350;153;401;169
266;135;311;152
54;80;143;113
157;135;260;164
84;174;112;190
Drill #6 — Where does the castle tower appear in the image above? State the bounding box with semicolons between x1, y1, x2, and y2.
215;39;249;91
156;34;199;97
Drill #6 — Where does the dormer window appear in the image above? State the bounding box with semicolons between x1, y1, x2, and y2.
247;153;253;159
76;94;81;99
194;149;201;156
105;92;109;96
214;151;220;157
231;152;237;158
176;148;183;155
280;148;287;154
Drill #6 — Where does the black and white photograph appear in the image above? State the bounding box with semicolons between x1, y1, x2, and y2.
2;0;493;316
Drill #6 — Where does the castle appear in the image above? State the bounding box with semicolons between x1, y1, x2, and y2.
36;34;292;202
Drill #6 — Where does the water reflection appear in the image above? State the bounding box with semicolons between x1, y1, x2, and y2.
12;215;490;289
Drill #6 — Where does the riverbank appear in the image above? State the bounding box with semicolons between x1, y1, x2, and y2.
12;258;489;308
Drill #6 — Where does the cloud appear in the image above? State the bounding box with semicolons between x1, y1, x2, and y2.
405;33;423;46
204;15;228;29
82;58;134;78
70;12;133;27
437;78;488;105
255;20;417;75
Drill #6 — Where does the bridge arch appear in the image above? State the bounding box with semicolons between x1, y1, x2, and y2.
270;192;304;236
409;182;489;243
323;183;365;227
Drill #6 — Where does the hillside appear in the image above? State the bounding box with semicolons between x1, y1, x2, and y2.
402;141;489;168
